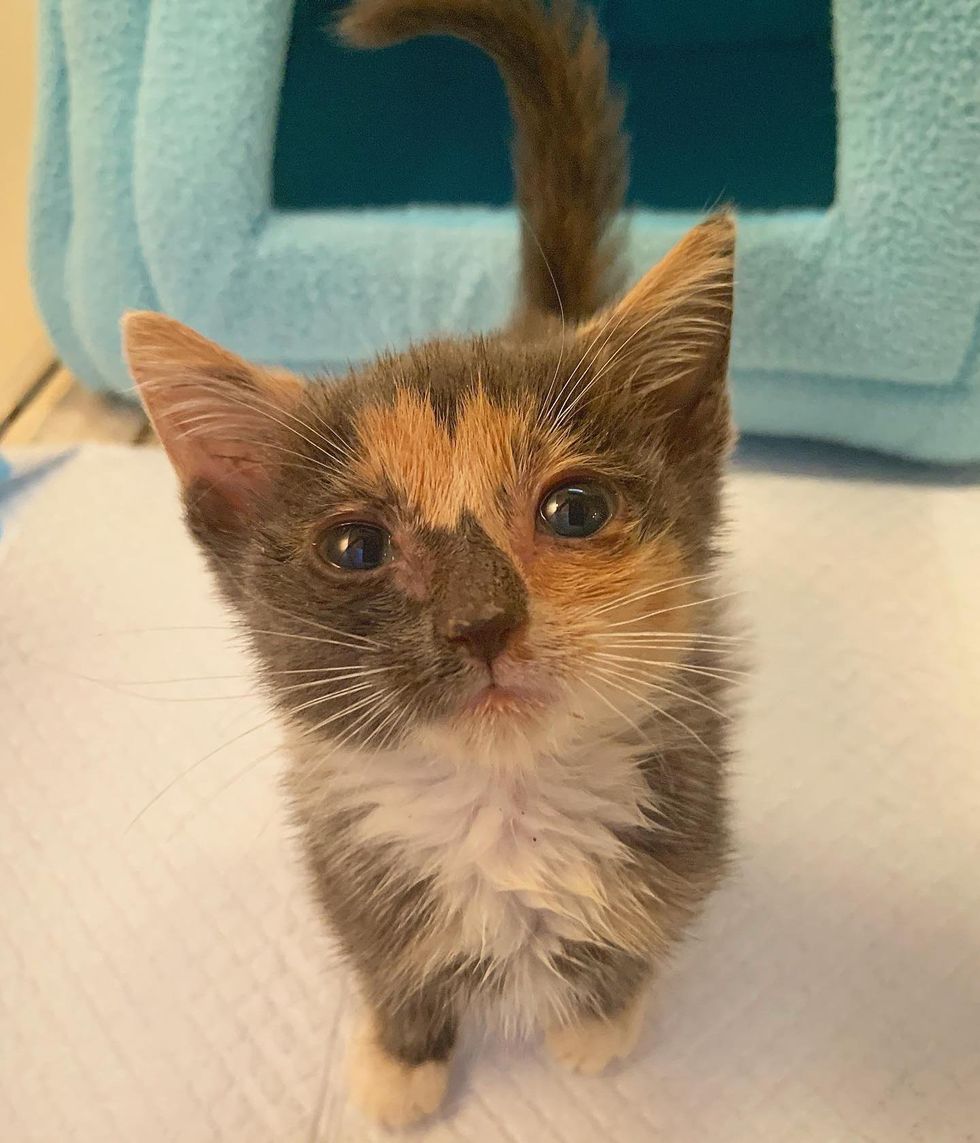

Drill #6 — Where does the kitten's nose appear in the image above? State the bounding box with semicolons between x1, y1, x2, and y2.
443;604;525;667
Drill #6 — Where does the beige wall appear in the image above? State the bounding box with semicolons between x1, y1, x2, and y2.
0;3;54;403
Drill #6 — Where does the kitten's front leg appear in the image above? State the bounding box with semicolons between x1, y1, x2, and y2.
348;985;457;1129
545;945;652;1075
546;990;648;1075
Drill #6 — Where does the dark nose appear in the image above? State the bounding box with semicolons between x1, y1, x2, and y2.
443;604;525;667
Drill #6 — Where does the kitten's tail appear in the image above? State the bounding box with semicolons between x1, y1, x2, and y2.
337;0;629;326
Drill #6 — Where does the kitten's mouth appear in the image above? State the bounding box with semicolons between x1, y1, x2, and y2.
462;683;547;718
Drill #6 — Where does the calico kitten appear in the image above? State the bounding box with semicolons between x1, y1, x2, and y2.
124;0;737;1128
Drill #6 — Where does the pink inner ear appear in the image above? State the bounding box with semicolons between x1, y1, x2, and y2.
171;429;273;511
151;380;282;509
122;311;303;512
579;213;735;410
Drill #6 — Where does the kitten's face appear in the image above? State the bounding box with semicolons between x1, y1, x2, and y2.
125;217;734;755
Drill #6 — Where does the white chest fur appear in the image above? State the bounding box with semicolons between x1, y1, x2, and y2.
299;724;653;1029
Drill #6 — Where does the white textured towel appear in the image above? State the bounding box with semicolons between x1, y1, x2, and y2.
1;446;978;1142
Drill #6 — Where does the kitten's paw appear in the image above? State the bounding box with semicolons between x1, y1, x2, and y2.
348;1021;448;1129
546;997;646;1076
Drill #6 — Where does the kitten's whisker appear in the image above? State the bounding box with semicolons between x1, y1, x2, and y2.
241;626;382;653
591;660;731;722
272;668;389;696
299;683;407;743
589;572;721;617
288;682;380;722
254;600;382;649
317;705;387;769
92;624;242;637
88;666;382;686
590;573;713;615
127;711;280;830
553;290;631;411
360;698;411;754
546;293;629;426
324;695;393;740
519;206;568;430
112;689;259;703
170;743;284;839
296;694;387;750
385;698;420;750
553;331;626;426
555;314;656;426
552;294;648;427
590;665;722;759
549;305;624;426
603;591;740;629
320;686;410;762
554;291;731;427
175;424;340;478
594;656;717;708
176;381;354;470
199;548;385;652
590;653;747;684
598;635;739;649
308;412;362;469
594;630;742;644
579;677;654;748
599;642;739;658
364;710;403;755
568;361;701;422
571;319;682;406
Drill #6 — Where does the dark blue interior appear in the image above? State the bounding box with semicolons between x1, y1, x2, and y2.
273;0;837;212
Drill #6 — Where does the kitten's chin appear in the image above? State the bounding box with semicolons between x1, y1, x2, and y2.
447;671;565;748
461;683;547;720
413;673;590;763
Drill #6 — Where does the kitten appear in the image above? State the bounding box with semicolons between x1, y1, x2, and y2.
124;0;737;1128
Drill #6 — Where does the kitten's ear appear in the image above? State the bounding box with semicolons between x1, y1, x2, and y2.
122;312;302;517
580;211;735;453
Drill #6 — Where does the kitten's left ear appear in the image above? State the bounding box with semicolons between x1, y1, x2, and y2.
122;311;302;524
579;211;735;455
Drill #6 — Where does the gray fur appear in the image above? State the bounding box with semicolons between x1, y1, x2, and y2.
127;0;739;1114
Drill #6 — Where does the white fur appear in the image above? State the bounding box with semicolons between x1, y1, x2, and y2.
290;689;663;1034
546;993;647;1074
348;1016;448;1127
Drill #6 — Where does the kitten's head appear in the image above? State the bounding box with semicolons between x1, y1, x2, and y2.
124;215;734;758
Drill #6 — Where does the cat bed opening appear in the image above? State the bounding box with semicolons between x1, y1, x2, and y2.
274;0;837;212
30;0;980;461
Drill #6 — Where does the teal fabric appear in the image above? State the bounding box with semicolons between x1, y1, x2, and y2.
0;454;9;538
603;1;831;46
30;0;980;462
274;0;836;212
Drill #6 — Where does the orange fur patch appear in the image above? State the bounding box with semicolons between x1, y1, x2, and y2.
353;387;585;541
529;528;695;674
352;386;696;650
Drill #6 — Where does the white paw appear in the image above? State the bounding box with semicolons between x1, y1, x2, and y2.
348;1021;449;1129
546;998;646;1075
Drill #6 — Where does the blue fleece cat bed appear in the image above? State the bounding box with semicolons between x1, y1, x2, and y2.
30;0;980;461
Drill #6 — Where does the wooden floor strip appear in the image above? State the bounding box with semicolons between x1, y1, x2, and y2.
0;357;61;436
1;367;148;446
1;366;76;444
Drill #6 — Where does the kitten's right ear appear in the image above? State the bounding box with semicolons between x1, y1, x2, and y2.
122;312;302;519
574;212;735;459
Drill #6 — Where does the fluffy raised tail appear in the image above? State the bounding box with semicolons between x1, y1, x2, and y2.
338;0;629;325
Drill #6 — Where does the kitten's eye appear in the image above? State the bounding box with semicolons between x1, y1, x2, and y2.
539;480;613;538
319;523;392;571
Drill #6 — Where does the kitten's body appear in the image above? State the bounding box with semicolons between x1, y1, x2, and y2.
124;0;739;1128
288;677;726;1039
